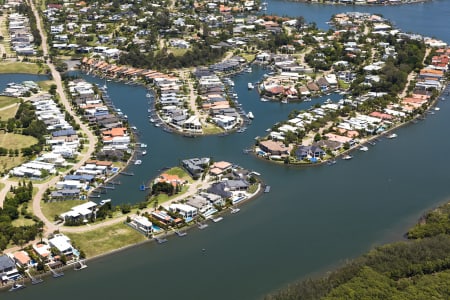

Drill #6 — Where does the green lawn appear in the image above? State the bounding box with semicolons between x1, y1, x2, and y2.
66;223;147;258
41;199;87;222
0;96;19;109
0;105;19;120
165;167;191;181
0;62;43;74
203;125;223;135
151;185;189;205
37;80;55;92
0;132;38;149
168;48;188;57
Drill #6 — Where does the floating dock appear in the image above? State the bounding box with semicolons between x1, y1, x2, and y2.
74;260;88;271
155;237;168;244
198;223;208;229
175;230;187;237
50;268;64;278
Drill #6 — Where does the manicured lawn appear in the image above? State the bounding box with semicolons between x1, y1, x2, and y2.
338;79;350;90
203;125;223;135
0;96;19;109
240;53;256;62
0;62;43;74
41;199;87;222
0;105;19;120
0;132;38;149
66;223;147;258
248;183;259;194
165;166;191;180
0;156;28;173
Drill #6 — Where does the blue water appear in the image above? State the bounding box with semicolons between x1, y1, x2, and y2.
4;2;450;300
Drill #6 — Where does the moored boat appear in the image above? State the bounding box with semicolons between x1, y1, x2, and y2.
342;155;353;160
387;133;397;139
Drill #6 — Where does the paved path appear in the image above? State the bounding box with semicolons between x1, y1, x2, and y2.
1;0;98;235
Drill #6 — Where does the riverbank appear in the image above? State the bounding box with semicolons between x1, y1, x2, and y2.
265;197;450;299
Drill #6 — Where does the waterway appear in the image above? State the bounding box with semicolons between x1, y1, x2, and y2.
4;2;450;299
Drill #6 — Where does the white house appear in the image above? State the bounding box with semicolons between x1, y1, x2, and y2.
169;203;198;219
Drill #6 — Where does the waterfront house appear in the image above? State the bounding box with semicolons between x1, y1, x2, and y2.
210;161;232;176
48;234;74;257
207;182;233;199
295;145;325;161
223;179;250;191
12;251;32;268
33;243;51;262
0;255;19;282
130;215;153;235
182;157;210;179
60;201;97;223
169;203;198;219
259;140;291;156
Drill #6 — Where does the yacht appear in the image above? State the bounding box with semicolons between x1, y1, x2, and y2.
247;111;254;119
248;82;254;90
342;155;353;160
142;150;147;155
435;107;440;111
359;146;369;152
231;208;240;214
135;160;142;165
387;133;397;139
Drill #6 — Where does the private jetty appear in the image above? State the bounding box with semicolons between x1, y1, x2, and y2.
126;158;263;240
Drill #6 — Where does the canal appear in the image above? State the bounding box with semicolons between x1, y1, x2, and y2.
4;1;450;298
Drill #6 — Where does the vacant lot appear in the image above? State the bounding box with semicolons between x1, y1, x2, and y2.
0;96;19;109
66;223;147;257
0;105;19;120
0;62;43;74
41;199;87;221
0;132;38;149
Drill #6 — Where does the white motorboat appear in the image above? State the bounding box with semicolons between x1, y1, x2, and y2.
387;133;397;139
135;160;142;165
231;208;240;214
247;112;254;119
359;146;369;152
248;82;254;90
342;155;353;160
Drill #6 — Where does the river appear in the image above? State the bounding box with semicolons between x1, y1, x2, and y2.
4;1;450;299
